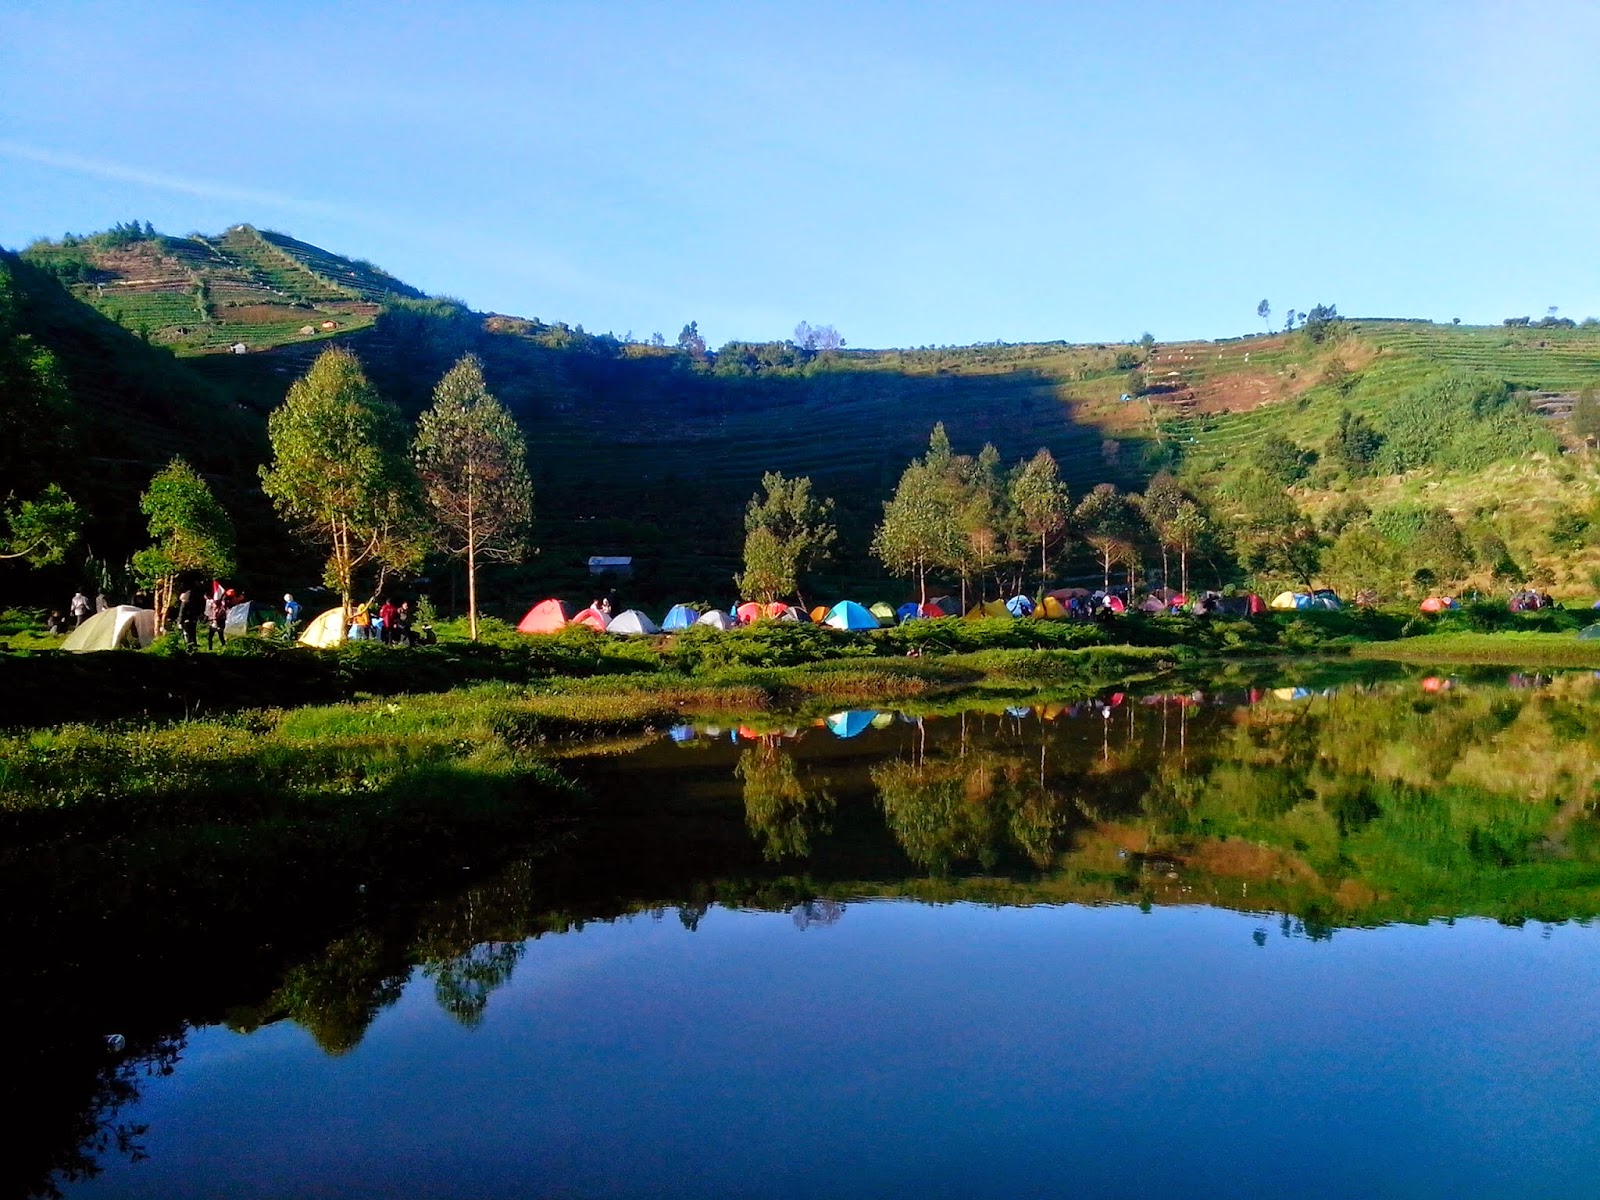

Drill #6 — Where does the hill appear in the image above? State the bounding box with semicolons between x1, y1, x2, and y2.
8;224;1600;610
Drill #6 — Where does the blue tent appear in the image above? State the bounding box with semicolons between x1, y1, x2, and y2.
896;601;923;623
1006;594;1035;617
825;710;879;738
661;604;699;631
824;601;880;630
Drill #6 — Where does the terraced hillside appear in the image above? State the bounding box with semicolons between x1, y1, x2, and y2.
11;222;1600;605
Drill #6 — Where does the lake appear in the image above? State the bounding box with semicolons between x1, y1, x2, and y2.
18;667;1600;1198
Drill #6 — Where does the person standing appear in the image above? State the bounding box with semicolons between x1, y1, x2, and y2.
95;591;109;613
282;593;301;638
206;590;229;650
69;591;90;628
379;597;398;646
178;588;202;652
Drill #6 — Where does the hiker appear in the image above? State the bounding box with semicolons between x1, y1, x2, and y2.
350;603;372;641
205;590;228;650
379;598;398;646
282;593;301;637
69;591;90;627
178;588;202;651
45;610;66;635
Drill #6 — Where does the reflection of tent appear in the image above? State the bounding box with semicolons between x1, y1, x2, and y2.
661;604;699;631
1104;595;1126;614
1578;624;1600;640
668;724;697;742
824;601;879;630
870;712;896;729
571;607;610;632
696;609;734;631
1270;591;1300;610
736;602;765;624
965;599;1009;619
299;607;349;648
869;602;898;623
518;598;571;633
825;710;878;738
1005;595;1035;617
608;609;660;635
62;605;155;652
809;605;829;624
224;601;276;636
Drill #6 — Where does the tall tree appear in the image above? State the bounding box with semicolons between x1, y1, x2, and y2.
0;484;80;567
130;458;236;631
1141;471;1186;591
1229;472;1323;589
873;429;964;604
1008;449;1069;592
1257;299;1271;330
260;347;425;619
737;472;836;605
413;355;534;640
1074;484;1143;593
1167;501;1209;597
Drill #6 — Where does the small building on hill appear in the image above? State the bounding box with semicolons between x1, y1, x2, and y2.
588;555;633;578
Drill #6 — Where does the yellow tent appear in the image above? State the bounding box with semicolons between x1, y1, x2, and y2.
1270;591;1300;610
1040;595;1067;619
61;605;155;652
964;599;1009;620
298;607;348;648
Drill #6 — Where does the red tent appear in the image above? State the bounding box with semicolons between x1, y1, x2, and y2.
517;598;571;634
1105;595;1126;614
1246;593;1267;615
1419;597;1447;613
571;607;610;631
765;602;791;619
736;601;764;624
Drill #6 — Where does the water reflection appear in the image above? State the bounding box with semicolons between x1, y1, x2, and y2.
16;667;1600;1196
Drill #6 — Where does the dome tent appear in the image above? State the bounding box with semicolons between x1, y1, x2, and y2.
62;605;156;652
696;609;734;631
570;607;610;632
824;601;879;630
661;604;699;631
518;598;571;633
869;602;897;623
608;609;660;635
1005;595;1035;617
965;599;1009;619
299;607;349;648
1270;591;1301;610
735;602;765;624
224;600;278;637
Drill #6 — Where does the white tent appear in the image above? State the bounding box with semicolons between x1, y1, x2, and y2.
61;605;155;652
696;609;734;631
607;609;661;635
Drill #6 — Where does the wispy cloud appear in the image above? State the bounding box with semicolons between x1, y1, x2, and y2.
0;139;365;223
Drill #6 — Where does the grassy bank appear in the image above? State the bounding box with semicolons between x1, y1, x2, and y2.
1354;631;1600;668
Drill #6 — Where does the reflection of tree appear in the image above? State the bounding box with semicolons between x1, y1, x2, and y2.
738;745;835;861
271;930;408;1055
873;752;1070;874
791;898;845;930
423;942;524;1027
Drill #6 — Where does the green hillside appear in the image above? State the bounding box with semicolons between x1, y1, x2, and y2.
8;224;1600;610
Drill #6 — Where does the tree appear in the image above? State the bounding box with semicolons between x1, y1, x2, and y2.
873;429;964;604
1141;472;1186;590
1074;484;1144;593
1008;449;1069;591
677;321;707;359
1571;387;1600;448
1229;472;1322;589
1167;501;1208;597
413;355;534;640
130;458;235;631
1251;434;1314;486
1138;332;1156;350
1327;409;1385;472
1257;299;1271;330
260;347;426;619
0;484;80;566
1302;302;1342;344
738;472;836;604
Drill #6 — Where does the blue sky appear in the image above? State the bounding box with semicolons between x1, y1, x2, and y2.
4;1;1598;348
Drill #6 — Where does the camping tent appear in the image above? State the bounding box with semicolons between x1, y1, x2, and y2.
869;602;898;623
62;605;155;652
608;609;660;635
766;602;793;620
1138;596;1165;613
518;598;571;633
772;606;801;622
965;599;1009;619
571;607;610;632
223;601;277;637
1049;587;1091;601
1578;624;1600;641
1270;591;1301;610
928;596;959;615
660;603;699;631
809;605;829;624
696;609;734;631
1005;595;1035;617
825;710;878;738
299;607;349;648
1104;594;1126;614
824;601;879;630
735;602;765;625
1419;596;1449;613
1246;593;1267;615
896;602;922;623
1311;589;1343;610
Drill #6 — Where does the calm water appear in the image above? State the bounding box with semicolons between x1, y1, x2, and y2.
21;668;1600;1198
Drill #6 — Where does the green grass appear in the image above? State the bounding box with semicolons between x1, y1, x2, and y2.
1353;631;1600;668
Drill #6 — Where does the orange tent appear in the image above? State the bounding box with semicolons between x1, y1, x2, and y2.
1419;597;1447;613
517;598;571;634
810;605;829;623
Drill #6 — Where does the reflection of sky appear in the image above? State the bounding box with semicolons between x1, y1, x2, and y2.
76;904;1600;1199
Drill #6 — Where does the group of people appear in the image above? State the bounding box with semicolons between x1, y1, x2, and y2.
173;586;241;651
347;597;426;646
